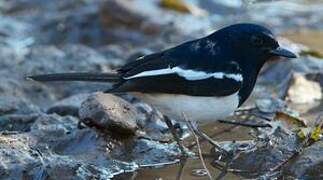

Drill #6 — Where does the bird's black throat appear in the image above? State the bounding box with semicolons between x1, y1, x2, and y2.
237;56;268;107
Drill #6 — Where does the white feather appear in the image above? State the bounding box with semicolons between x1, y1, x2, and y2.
124;66;243;82
132;92;240;123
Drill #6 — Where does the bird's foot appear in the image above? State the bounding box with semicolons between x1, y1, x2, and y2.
188;121;229;156
163;115;193;159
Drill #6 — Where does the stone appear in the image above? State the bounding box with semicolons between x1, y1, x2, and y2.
287;73;322;104
0;114;139;180
79;93;138;136
211;123;300;179
47;93;90;117
283;140;323;179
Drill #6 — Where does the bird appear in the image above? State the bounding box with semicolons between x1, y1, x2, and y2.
28;23;296;121
28;23;296;153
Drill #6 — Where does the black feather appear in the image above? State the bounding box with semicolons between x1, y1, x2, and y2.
27;72;121;82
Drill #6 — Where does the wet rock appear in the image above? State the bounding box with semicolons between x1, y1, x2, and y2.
0;114;39;132
1;0;108;46
287;73;322;104
306;73;323;87
211;123;300;179
256;98;287;113
100;0;212;41
0;112;181;179
283;140;323;179
79;93;138;136
100;0;161;35
260;55;323;86
0;97;40;116
0;114;139;180
123;139;179;166
0;43;115;109
47;93;90;117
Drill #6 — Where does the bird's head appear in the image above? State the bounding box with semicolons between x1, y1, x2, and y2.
214;23;297;68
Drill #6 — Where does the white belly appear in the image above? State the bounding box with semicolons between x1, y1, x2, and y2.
132;92;239;123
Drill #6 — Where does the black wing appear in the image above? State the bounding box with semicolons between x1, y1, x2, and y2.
113;39;243;96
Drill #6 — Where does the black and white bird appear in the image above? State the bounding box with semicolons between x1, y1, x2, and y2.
28;23;296;125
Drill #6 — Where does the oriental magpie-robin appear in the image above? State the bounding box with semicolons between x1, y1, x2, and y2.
28;23;296;125
28;23;297;156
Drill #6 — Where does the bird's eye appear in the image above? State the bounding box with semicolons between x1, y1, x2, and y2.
251;36;264;46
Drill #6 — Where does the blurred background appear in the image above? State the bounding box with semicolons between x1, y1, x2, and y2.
0;0;322;179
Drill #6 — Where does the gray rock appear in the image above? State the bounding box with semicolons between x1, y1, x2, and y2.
255;98;287;113
283;140;323;179
211;123;300;179
0;112;180;179
0;114;139;180
0;97;40;116
0;43;115;110
0;114;39;132
47;93;90;117
79;93;138;136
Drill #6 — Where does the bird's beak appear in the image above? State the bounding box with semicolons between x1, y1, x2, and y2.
270;47;297;58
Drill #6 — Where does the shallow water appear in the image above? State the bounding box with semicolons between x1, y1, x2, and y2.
118;122;253;179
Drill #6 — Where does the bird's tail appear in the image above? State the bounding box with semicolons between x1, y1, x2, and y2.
27;72;122;82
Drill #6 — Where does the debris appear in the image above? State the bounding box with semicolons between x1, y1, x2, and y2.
300;49;323;58
160;0;192;13
159;0;207;16
274;111;307;129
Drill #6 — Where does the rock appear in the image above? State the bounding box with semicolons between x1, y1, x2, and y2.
0;114;39;132
255;98;287;113
0;43;115;109
283;140;323;179
79;93;138;136
100;0;161;35
259;56;323;86
0;97;40;115
287;73;322;104
47;93;90;117
0;114;139;180
130;139;179;165
211;123;300;179
0;112;180;179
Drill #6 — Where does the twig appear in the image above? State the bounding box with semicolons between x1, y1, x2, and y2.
188;125;238;149
234;106;256;114
176;157;187;180
183;114;214;180
218;120;272;128
215;150;242;180
187;121;229;156
136;134;170;143
188;115;269;149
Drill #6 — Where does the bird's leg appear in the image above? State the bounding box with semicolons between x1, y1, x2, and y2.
163;115;190;157
164;116;190;180
188;121;229;156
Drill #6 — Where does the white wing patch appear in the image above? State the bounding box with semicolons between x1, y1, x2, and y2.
124;66;243;82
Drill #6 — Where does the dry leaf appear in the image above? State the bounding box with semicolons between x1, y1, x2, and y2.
159;0;207;16
274;111;307;129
